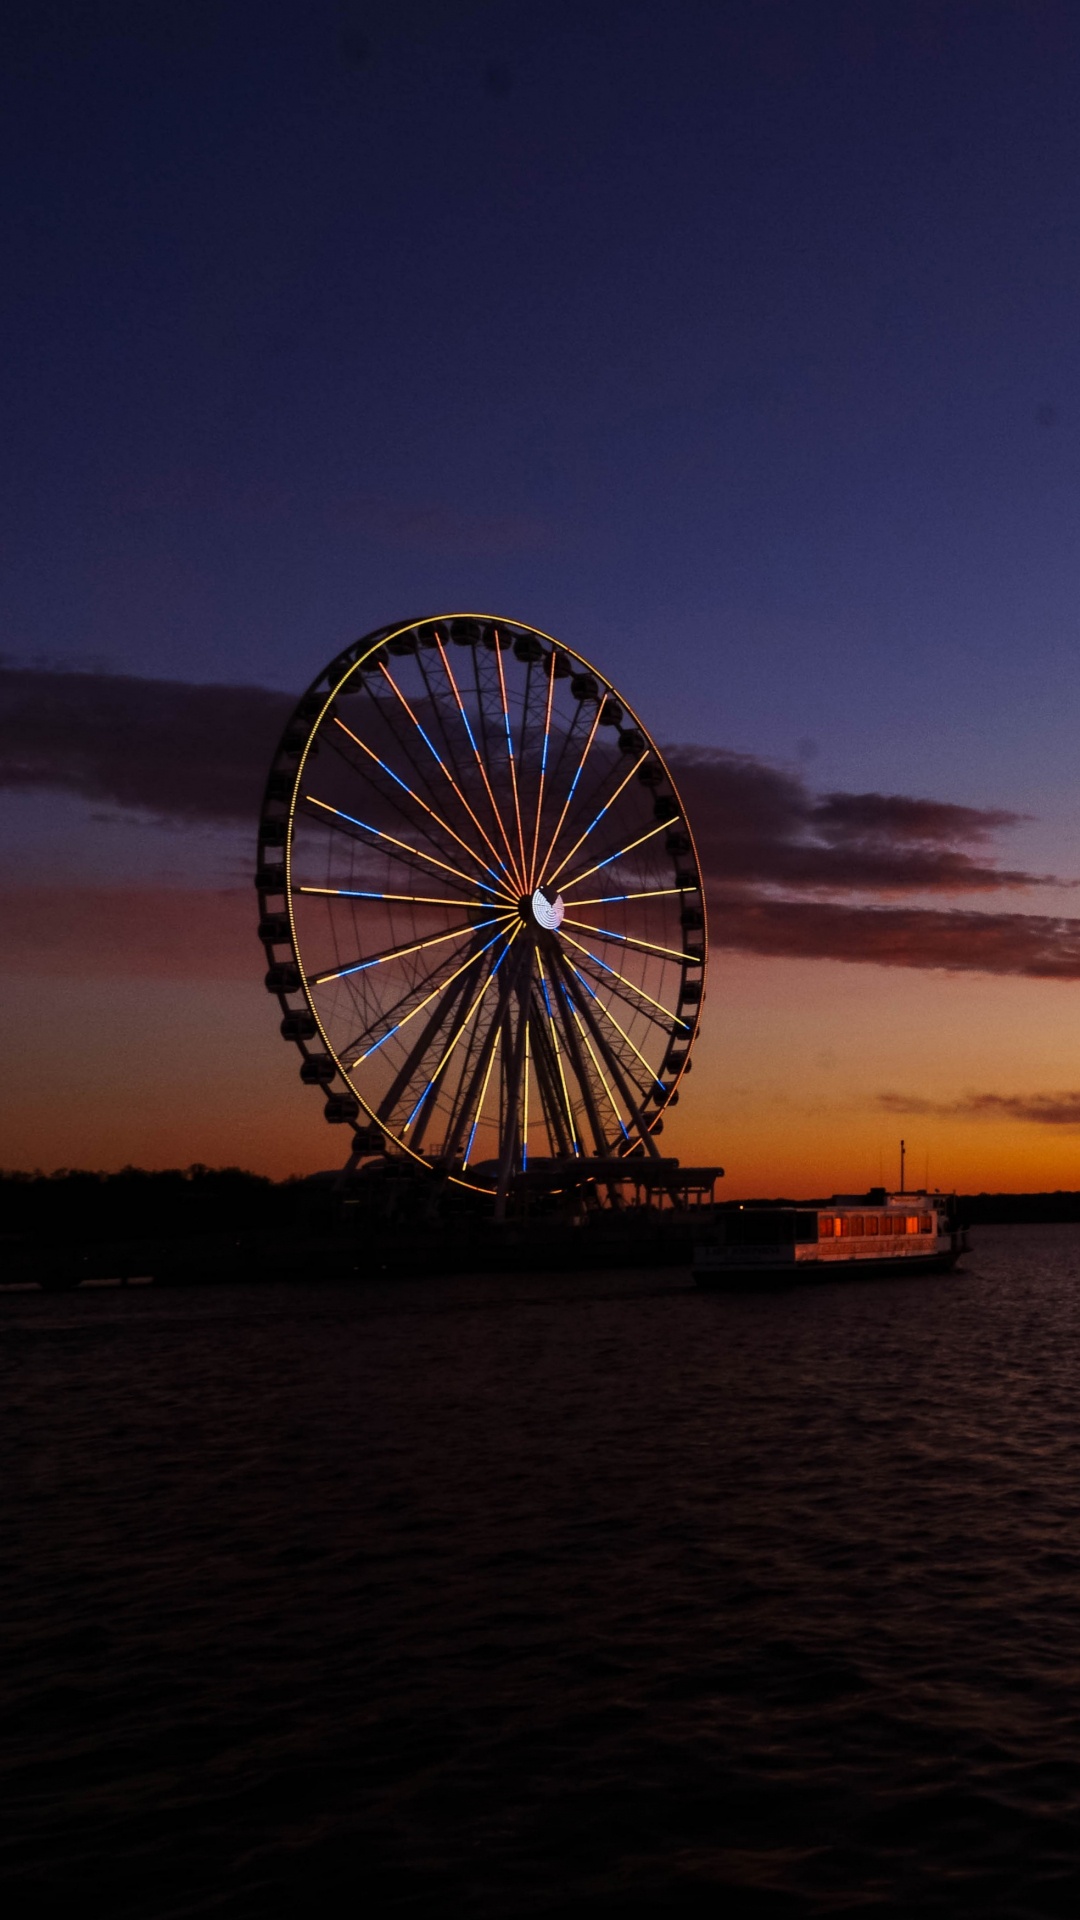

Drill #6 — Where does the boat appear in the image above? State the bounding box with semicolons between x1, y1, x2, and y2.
692;1189;967;1288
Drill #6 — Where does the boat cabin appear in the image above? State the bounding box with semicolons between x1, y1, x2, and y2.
696;1189;962;1274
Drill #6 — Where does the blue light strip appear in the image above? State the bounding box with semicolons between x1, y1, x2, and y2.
568;963;665;1088
558;977;630;1143
354;924;509;1063
309;799;501;894
402;930;517;1126
330;919;499;979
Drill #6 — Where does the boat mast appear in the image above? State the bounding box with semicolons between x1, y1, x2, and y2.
899;1138;906;1192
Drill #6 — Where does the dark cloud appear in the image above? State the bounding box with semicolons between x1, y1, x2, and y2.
878;1091;1080;1128
2;668;1075;983
707;895;1080;977
665;747;1051;894
0;666;291;822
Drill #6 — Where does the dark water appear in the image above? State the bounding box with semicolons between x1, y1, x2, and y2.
5;1226;1080;1917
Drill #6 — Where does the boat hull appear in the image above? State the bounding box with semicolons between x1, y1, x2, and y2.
693;1246;964;1291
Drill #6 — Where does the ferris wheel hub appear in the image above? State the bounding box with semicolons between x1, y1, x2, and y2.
528;886;565;932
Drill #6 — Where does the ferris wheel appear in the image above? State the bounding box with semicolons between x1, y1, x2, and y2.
256;616;707;1201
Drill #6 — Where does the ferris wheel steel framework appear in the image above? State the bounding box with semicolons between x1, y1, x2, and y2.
256;615;708;1209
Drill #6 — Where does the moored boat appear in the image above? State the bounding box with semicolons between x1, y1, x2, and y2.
693;1189;967;1288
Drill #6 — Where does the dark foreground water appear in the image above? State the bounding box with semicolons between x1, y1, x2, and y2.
5;1226;1080;1917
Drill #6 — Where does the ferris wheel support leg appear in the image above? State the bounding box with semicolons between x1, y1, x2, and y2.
494;945;535;1221
441;942;522;1166
549;947;664;1162
545;950;611;1162
375;942;486;1129
529;998;576;1162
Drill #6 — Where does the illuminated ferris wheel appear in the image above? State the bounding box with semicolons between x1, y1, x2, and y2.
256;616;707;1202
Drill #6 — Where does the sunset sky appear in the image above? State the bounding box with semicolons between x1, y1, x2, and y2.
5;0;1080;1194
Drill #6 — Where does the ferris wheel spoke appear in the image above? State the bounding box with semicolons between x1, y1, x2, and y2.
556;817;674;892
493;629;529;883
310;916;499;986
528;1004;573;1163
558;931;690;1033
346;922;513;1064
442;942;523;1164
565;961;665;1094
377;942;489;1139
536;700;604;886
434;633;524;890
545;961;615;1156
527;654;557;890
323;716;470;880
539;684;592;816
545;751;651;887
411;642;480;792
562;918;698;965
563;955;684;1055
462;1029;501;1169
412;643;518;884
535;955;583;1156
377;660;517;889
402;927;523;1135
570;887;684;906
494;944;535;1203
299;886;492;908
555;971;630;1149
302;794;505;897
331;716;508;887
358;681;472;851
551;950;661;1157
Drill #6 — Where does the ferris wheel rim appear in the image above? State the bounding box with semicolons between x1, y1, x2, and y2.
257;614;708;1194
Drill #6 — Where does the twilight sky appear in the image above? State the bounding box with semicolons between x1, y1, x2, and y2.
4;0;1080;1193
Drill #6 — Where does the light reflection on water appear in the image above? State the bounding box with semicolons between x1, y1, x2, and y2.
4;1225;1080;1916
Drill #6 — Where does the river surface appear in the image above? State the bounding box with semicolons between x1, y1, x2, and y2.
4;1225;1080;1916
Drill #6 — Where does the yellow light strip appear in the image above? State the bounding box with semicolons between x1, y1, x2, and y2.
563;989;627;1144
349;914;517;1064
313;918;482;986
463;1028;501;1168
305;795;484;893
559;930;688;1030
494;631;528;883
546;752;650;886
300;887;489;908
570;888;682;906
376;660;514;886
562;917;694;964
434;634;524;890
568;964;663;1090
527;658;557;891
401;928;522;1126
558;816;671;890
522;1007;530;1170
333;716;512;892
537;953;579;1155
536;699;604;885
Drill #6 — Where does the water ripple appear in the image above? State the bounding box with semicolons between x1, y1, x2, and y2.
5;1228;1080;1914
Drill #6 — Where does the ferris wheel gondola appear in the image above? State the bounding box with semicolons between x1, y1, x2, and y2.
256;616;707;1203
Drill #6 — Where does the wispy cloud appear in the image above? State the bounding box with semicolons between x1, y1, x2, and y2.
878;1091;1080;1128
2;886;253;978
